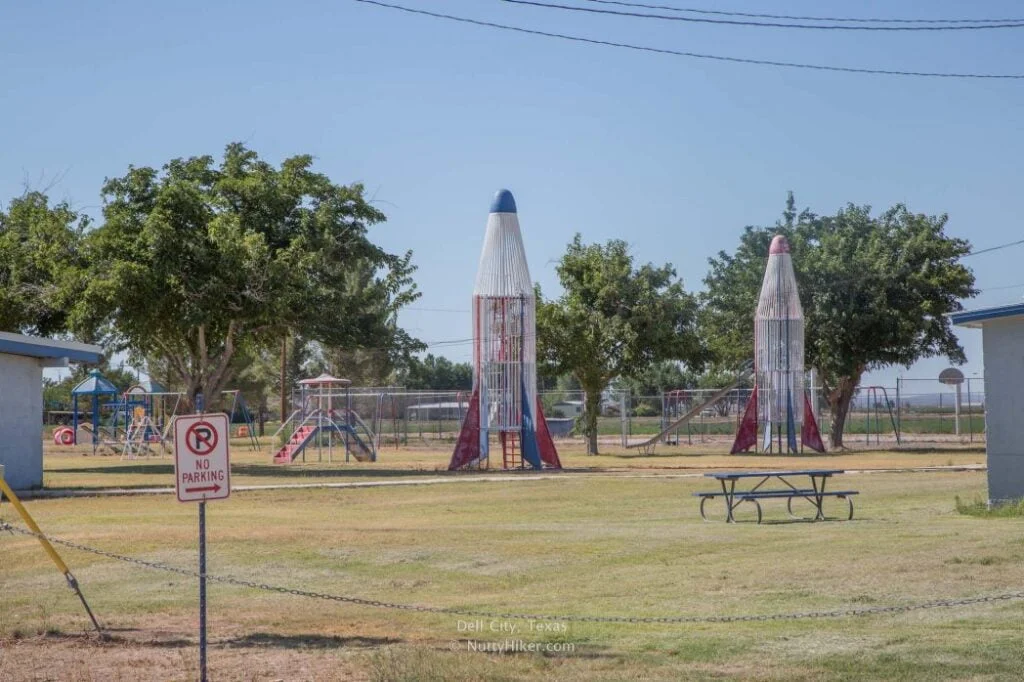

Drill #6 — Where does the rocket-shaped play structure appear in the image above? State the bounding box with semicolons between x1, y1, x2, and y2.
449;190;562;470
731;235;826;454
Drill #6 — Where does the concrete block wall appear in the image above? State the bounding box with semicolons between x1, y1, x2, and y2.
981;320;1024;503
0;354;44;490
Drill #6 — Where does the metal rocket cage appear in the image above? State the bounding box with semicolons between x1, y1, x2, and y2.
731;235;825;454
449;190;561;471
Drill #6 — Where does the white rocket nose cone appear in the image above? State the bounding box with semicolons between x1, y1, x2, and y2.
474;190;532;297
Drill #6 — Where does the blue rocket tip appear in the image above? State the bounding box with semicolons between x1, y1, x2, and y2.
489;189;517;214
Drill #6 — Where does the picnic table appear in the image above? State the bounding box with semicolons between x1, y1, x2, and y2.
694;470;857;524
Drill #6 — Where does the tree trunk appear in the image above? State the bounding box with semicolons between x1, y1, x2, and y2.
583;386;602;455
258;394;267;437
827;375;860;449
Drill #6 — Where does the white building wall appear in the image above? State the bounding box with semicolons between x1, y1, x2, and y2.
981;320;1024;503
0;354;44;489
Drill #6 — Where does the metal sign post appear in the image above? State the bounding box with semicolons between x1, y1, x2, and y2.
199;500;207;682
173;408;230;682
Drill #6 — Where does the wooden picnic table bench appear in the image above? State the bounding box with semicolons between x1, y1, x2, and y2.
693;470;858;524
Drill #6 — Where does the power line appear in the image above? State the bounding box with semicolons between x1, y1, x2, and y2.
501;0;1024;31
978;282;1024;292
353;1;1024;79
963;239;1024;258
576;0;1024;26
406;306;471;314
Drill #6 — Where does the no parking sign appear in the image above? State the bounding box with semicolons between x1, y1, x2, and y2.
174;413;231;503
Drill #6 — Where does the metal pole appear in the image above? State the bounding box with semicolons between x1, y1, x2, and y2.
895;378;902;443
198;501;208;682
954;383;962;437
967;378;974;443
279;336;287;423
939;392;943;432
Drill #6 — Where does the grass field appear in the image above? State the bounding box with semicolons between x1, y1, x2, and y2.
2;443;1021;680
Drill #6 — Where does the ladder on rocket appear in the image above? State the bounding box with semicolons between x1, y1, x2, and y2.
500;432;521;469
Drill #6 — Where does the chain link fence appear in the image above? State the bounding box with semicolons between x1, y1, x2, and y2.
274;379;984;451
279;389;631;450
622;379;985;449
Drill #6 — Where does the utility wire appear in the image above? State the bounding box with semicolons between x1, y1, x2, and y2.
501;0;1024;31
963;239;1024;257
353;1;1024;79
978;282;1024;292
407;307;471;314
576;0;1024;25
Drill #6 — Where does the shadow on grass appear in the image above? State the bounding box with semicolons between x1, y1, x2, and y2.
30;631;402;651
223;632;400;649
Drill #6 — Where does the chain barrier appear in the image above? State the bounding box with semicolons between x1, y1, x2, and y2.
4;520;1024;625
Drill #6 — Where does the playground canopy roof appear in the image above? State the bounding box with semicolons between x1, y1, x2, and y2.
299;373;351;386
0;331;102;366
72;370;120;396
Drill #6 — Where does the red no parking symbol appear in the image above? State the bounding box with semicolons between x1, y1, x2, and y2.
185;421;219;456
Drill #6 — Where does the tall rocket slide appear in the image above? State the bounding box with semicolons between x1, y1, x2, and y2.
731;235;825;454
449;190;562;470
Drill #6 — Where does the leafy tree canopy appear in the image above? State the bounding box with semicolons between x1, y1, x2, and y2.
70;143;421;404
618;361;696;398
397;354;473;391
702;193;976;447
0;192;87;335
537;235;705;454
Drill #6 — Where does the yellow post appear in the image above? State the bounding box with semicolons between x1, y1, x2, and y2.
0;465;103;635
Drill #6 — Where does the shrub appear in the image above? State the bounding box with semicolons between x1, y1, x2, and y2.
954;495;1024;518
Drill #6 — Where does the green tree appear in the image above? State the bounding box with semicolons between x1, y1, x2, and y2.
70;144;421;406
320;258;425;385
620;361;695;396
702;194;976;448
537;235;705;454
618;361;696;417
398;354;473;390
0;192;87;334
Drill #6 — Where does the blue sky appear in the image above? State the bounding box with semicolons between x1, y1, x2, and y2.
3;0;1023;387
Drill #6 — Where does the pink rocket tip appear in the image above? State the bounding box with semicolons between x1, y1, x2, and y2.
769;235;790;255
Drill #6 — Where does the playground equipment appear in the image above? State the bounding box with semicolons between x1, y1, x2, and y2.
860;385;901;446
69;370;121;455
224;390;261;452
661;390;689;446
628;363;754;454
119;382;182;459
272;374;377;464
730;236;825;454
60;373;184;456
449;190;561;471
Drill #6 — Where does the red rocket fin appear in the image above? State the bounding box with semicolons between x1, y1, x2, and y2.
730;385;758;454
449;387;482;470
801;391;826;453
535;397;562;469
